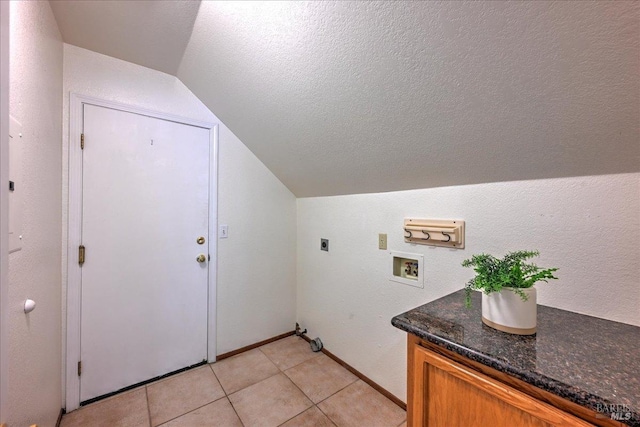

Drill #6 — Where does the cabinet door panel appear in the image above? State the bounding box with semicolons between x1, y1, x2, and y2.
427;364;552;427
409;342;593;427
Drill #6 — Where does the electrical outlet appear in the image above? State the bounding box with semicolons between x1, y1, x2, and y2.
321;238;329;251
378;233;387;250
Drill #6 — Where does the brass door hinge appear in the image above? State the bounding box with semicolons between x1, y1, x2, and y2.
78;245;85;266
77;361;82;376
81;133;85;150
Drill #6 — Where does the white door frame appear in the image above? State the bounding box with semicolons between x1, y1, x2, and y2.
65;94;218;411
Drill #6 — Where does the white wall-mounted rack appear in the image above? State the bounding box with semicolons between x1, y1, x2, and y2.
404;218;465;249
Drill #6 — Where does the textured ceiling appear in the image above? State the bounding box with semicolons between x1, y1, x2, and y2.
52;1;639;197
178;1;639;197
50;0;200;75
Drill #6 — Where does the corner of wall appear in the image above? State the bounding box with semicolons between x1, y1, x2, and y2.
8;0;64;425
0;0;10;422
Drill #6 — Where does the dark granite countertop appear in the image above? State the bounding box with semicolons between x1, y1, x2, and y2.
391;290;640;426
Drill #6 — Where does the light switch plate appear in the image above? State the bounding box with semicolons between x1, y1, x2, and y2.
219;225;228;239
378;233;387;250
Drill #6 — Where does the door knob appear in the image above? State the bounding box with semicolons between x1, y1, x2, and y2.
196;254;206;263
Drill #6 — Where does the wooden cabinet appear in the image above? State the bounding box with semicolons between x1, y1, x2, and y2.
407;334;597;427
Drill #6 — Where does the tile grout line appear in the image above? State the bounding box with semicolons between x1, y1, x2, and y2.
257;346;280;369
149;366;230;426
280;350;402;426
315;404;338;427
276;368;319;424
283;369;314;404
225;376;328;427
78;335;402;427
208;363;227;396
145;386;152;427
259;342;323;373
270;343;327;408
313;379;405;427
209;357;278;398
313;376;360;406
279;351;324;372
320;379;407;425
226;370;282;397
154;396;228;426
279;349;359;407
259;336;321;368
275;406;314;427
208;356;246;426
301;336;407;411
227;339;320;426
259;337;364;426
226;396;246;427
72;336;399;427
303;372;360;426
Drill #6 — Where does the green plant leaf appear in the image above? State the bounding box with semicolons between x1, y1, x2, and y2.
462;250;558;307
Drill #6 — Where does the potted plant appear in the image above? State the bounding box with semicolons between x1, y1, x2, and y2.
462;250;558;335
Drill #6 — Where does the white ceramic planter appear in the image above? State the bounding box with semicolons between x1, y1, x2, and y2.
481;287;537;335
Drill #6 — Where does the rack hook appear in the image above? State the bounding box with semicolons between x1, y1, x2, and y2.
442;232;451;242
421;230;430;240
404;229;413;238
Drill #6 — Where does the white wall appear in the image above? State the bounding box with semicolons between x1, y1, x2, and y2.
296;173;640;402
62;45;297;401
0;0;9;422
8;1;63;425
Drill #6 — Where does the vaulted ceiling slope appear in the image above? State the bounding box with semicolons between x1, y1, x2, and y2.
53;1;639;197
50;0;201;75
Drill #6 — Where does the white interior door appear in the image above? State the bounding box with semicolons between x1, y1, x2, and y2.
80;104;210;402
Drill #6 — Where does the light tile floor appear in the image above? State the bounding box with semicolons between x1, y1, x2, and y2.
61;336;406;427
